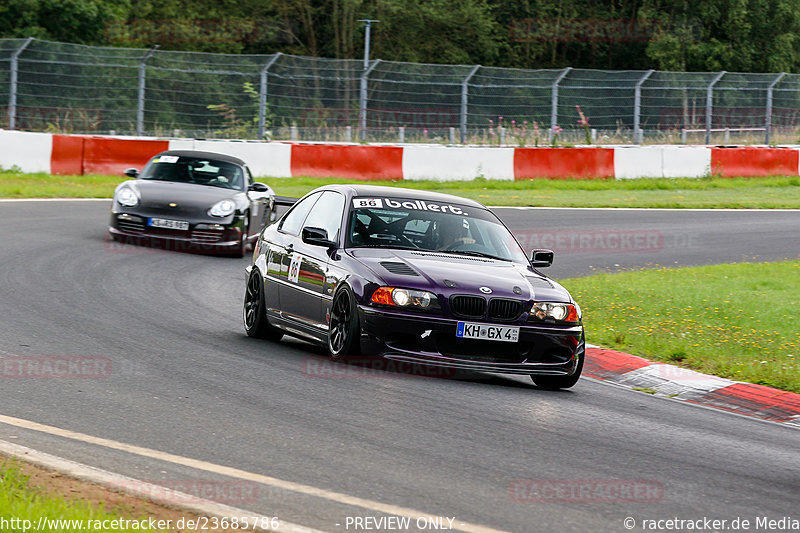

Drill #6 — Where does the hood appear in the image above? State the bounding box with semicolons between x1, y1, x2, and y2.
349;248;571;302
125;180;240;212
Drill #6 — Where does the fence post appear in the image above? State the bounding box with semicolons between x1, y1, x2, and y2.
359;59;380;141
550;67;571;141
136;45;159;136
460;65;480;144
705;71;725;145
633;69;654;145
8;37;33;130
258;53;282;140
765;72;786;145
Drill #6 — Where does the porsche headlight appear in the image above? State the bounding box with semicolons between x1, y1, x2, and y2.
116;187;138;207
529;302;580;323
371;287;436;309
209;199;236;217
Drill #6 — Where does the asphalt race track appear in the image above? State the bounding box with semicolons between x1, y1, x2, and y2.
0;200;798;533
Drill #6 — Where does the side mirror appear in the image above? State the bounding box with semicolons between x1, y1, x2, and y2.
530;249;554;268
302;226;337;249
124;168;139;178
248;182;269;192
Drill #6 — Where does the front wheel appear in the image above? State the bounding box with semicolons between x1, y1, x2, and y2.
243;269;283;341
531;352;584;390
327;285;361;360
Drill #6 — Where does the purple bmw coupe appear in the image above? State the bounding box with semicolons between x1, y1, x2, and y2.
243;184;584;389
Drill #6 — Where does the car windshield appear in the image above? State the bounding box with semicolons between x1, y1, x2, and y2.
139;155;245;191
346;197;528;262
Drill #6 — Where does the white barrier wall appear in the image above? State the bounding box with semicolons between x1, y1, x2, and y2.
169;139;293;178
0;130;53;173
402;145;515;181
614;146;712;179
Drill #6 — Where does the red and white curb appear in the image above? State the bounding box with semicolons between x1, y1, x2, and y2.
585;346;800;426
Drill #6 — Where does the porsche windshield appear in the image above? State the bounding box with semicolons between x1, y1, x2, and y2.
140;155;245;191
346;197;528;262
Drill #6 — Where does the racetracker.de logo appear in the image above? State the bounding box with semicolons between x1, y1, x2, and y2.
1;356;112;379
301;356;461;380
509;479;664;503
514;229;663;254
116;480;260;506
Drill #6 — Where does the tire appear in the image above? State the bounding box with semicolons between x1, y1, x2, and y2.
243;268;283;341
531;351;584;390
327;285;361;360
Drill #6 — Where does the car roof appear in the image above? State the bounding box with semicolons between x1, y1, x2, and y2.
156;150;247;166
322;184;487;210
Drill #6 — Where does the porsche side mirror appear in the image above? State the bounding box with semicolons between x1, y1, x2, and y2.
302;226;337;249
530;249;554;267
249;182;269;192
124;168;139;178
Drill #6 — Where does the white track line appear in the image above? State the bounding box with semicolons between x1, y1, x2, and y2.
0;414;509;533
0;439;317;533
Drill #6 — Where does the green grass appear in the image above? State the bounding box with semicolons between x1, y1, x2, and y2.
561;261;800;393
0;461;165;532
263;175;800;208
2;170;800;208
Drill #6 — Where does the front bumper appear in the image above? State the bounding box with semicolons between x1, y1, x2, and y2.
108;212;244;253
359;306;584;376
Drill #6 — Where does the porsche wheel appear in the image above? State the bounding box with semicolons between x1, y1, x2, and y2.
328;285;360;360
531;352;584;390
243;268;283;341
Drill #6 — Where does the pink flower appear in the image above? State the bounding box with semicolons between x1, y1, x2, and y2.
423;129;428;135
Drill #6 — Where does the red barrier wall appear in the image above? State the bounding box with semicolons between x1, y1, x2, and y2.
51;135;85;175
514;147;615;179
710;147;799;177
290;144;403;180
82;137;168;175
50;136;167;175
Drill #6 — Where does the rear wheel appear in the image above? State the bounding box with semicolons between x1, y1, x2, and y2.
531;352;584;390
243;269;283;341
328;285;361;360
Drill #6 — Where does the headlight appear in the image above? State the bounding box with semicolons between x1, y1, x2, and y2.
209;199;236;217
371;287;436;309
116;187;138;207
529;302;580;323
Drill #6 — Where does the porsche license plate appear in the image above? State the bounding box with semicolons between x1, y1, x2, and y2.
148;218;189;230
456;322;519;343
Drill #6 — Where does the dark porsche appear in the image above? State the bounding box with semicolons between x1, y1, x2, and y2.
108;150;276;256
243;185;585;388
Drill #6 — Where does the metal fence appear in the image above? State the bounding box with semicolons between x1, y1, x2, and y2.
2;38;800;145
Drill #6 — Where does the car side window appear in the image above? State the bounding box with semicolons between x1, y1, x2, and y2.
301;191;345;241
280;192;321;235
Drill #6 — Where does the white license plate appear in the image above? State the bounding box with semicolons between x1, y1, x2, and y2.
148;218;189;230
456;322;519;343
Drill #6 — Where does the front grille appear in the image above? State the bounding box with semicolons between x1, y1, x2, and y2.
191;230;224;243
380;261;419;276
117;218;145;232
488;298;524;321
450;295;486;319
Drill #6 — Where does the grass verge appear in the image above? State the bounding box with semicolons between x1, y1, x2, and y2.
0;460;164;532
561;261;800;393
2;170;800;208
